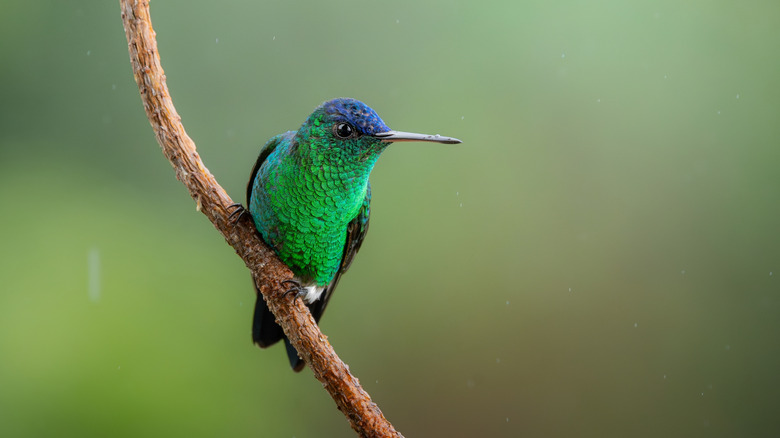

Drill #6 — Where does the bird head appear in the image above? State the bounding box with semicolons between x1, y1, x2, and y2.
296;98;461;164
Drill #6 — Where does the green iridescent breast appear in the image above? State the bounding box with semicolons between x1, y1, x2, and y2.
249;132;377;286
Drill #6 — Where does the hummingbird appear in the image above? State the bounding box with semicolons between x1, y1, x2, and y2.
244;98;461;371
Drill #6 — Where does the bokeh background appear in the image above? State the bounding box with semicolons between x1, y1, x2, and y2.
2;1;779;436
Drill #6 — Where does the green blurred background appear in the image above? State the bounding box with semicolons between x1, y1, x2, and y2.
1;0;779;436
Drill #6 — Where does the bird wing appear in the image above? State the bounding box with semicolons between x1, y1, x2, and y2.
248;132;296;350
308;183;372;322
246;131;295;205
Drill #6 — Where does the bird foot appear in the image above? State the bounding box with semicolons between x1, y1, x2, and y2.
281;280;307;301
227;203;248;224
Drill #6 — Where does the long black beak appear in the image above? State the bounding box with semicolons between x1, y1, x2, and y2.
374;130;462;144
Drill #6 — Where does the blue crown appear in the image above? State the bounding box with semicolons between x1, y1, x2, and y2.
322;98;390;136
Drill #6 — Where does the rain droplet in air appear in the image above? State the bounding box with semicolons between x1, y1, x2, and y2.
215;38;219;44
86;50;91;56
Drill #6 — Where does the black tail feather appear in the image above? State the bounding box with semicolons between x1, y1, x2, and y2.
251;286;306;372
284;337;305;372
251;291;284;348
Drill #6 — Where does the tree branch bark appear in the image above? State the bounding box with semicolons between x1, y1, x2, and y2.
119;2;403;437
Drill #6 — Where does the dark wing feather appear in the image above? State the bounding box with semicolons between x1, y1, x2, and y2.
246;132;294;205
308;183;372;322
248;133;295;349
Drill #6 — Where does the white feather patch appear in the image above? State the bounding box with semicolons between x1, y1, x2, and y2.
302;285;325;304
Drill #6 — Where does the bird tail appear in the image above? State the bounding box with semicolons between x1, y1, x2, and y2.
251;283;305;372
283;337;305;372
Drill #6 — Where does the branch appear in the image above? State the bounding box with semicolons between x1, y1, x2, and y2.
119;2;403;437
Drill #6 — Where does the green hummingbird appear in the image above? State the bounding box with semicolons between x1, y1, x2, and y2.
243;98;461;371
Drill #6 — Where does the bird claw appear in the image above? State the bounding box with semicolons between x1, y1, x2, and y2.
281;279;307;301
227;203;247;224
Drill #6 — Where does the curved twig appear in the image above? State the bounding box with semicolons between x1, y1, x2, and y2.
119;1;403;437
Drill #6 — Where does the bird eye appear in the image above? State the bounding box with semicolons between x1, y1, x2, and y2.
334;122;355;139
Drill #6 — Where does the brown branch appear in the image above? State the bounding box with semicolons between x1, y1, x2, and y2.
119;2;403;437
